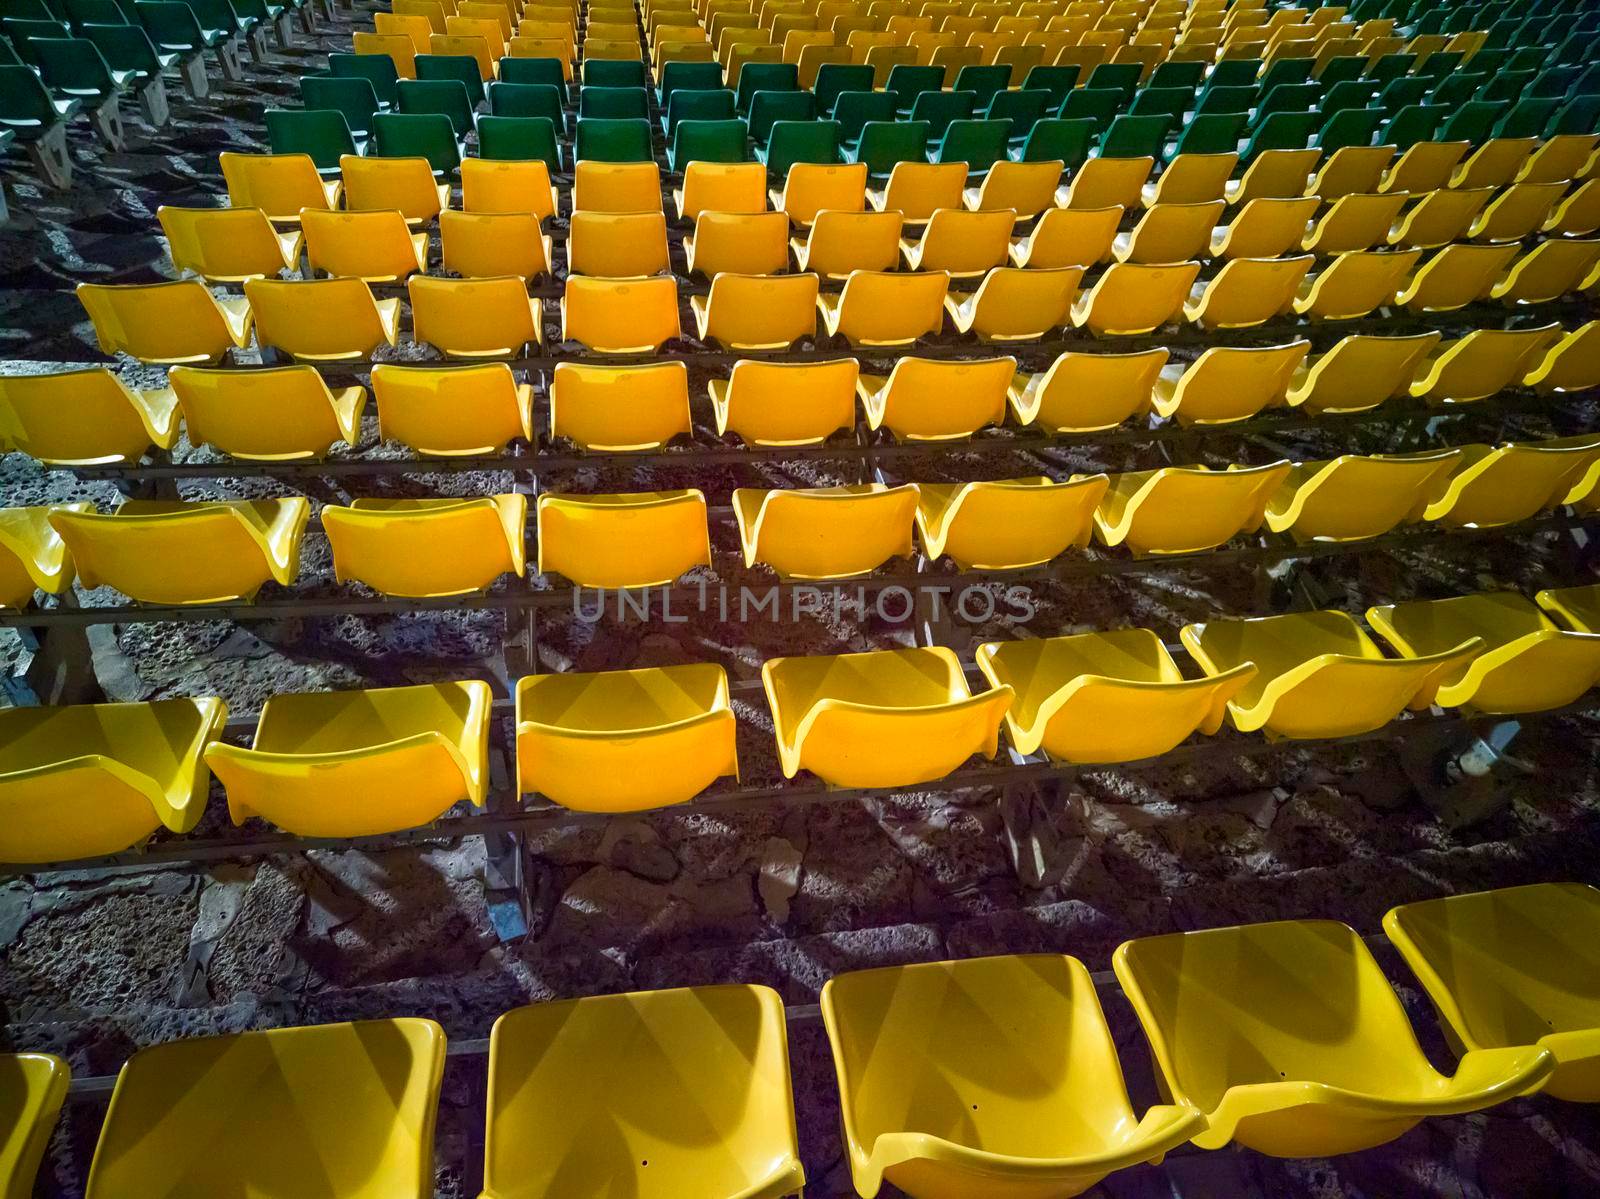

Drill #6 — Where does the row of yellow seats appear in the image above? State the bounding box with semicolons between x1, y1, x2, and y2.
3;323;1594;468
5;585;1600;860
2;433;1595;615
7;882;1591;1197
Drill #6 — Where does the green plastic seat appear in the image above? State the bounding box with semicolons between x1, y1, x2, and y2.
66;0;127;24
1172;111;1246;157
1021;63;1079;107
833;88;896;145
1207;58;1262;89
582;58;645;88
397;77;475;137
416;52;484;109
885;62;942;114
1127;84;1192;126
487;80;564;133
1377;76;1428;115
848;118;927;176
1257;58;1313;94
1550;94;1600;137
910;87;975;141
663;85;733;135
931;117;1009;172
300;74;380;138
953;63;1010;108
1380;102;1446;150
497;55;563;92
476;113;559;169
749;87;815;147
1148;60;1204;90
579;85;649;121
1099;112;1170;158
1531;67;1581;100
1194;83;1255;117
266;107;357;170
757;117;838;174
1322;78;1376;116
735;60;797;115
191;0;253;40
1252;82;1321;129
667;116;747;169
3;18;72;63
330;50;398;105
814;61;872;112
1429;72;1488;111
1084;60;1140;101
33;36;135;104
1317;56;1367;88
1480;70;1535;105
1059;85;1120;134
986;87;1049;142
1497;96;1561;140
1439;99;1505;144
658;58;722;107
1365;52;1415;86
372;110;461;173
80;22;171;80
0;60;80;141
1013;115;1092;167
1242;110;1317;159
574;115;654;162
1318;106;1381;153
133;0;223;52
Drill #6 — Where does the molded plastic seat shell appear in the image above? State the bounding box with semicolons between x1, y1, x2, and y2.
0;368;178;466
1285;331;1440;414
817;269;950;346
709;358;860;446
690;271;820;349
1093;462;1291;555
1151;341;1308;426
245;277;401;362
0;1054;69;1199
77;281;252;365
1070;261;1199;335
371;363;533;456
169;365;365;461
916;474;1108;570
0;505;84;609
857;356;1014;440
302;208;429;282
550;361;691;451
323;496;526;597
734;483;918;579
536;490;710;587
1408;325;1563;405
1009;348;1167;432
561;275;682;353
1423;441;1599;528
1265;449;1459;542
945;266;1082;340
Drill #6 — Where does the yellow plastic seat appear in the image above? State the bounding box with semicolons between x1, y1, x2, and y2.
1008;204;1121;268
1490;238;1600;306
1543;178;1600;238
1367;591;1600;714
1292;248;1420;319
439;211;552;279
1070;261;1200;335
1057;155;1154;209
1407;325;1563;405
870;160;966;223
515;664;738;811
568;211;671;277
734;483;917;579
461;157;560;219
1265;448;1460;541
857;356;1013;441
674;160;768;219
1114;200;1224;264
0;505;85;609
1302;191;1407;254
1094;462;1290;555
561;275;681;352
572;161;663;214
356;28;421;74
1141;152;1238;206
1387;884;1600;1106
963;159;1062;217
1179;608;1480;738
792;209;902;277
690;271;819;349
49;499;309;604
0;368;177;466
159;204;301;283
1151;341;1309;426
1306;145;1396;201
550;360;689;451
207;682;490;835
536;490;710;587
1209;195;1317;259
0;1054;68;1198
76;281;252;365
1223;147;1320;204
1183;254;1313;328
409;275;541;359
371;362;532;455
1469;181;1566;244
710;357;857;446
1384;186;1490;249
818;269;949;346
302;208;428;283
1008;347;1167;432
1537;583;1600;632
1424;439;1599;527
0;697;226;863
340;155;451;224
899;208;1013;277
245;277;400;362
169;365;363;461
1394;242;1518;313
1285;331;1438;414
684;211;791;275
945;265;1082;341
916;474;1107;569
1379;139;1469;194
323;496;525;598
1450;137;1537;190
219;151;340;222
771;161;869;226
1523;322;1600;394
85;1019;445;1199
763;646;1013;786
821;954;1204;1199
483;986;802;1199
1113;919;1554;1158
1516;135;1598;185
431;30;497;78
975;627;1256;762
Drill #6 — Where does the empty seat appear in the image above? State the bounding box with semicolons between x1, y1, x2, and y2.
817;269;949;346
1292;248;1420;320
1209;195;1319;259
484;986;802;1198
1223;147;1319;204
1179;608;1479;738
1152;341;1310;426
1184;254;1314;328
0;504;86;610
550;361;690;451
567;210;671;277
536;490;710;587
324;496;525;598
763;646;1012;786
0;368;178;466
50;499;309;605
771;161;869;225
1057;155;1155;209
1490;239;1600;307
900;208;1013;276
439;210;553;279
1009;205;1121;268
516;664;738;811
1523;323;1600;395
1114;200;1224;263
561;275;681;353
219;151;341;221
917;474;1108;570
572;160;663;213
674;159;768;219
1071;261;1200;335
245;277;400;361
409;275;540;359
1094;462;1291;555
870;160;966;222
1470;182;1566;244
1538;585;1600;634
340;154;452;224
790;210;901;277
76;280;252;365
1307;145;1396;201
1380;139;1469;194
169;365;364;461
1424;441;1600;529
1265;449;1461;541
690;271;819;350
821;954;1204;1199
1113;919;1554;1157
0;1054;68;1197
1303;191;1408;254
1450;137;1537;190
945;266;1081;341
734;483;917;578
462;157;559;218
371;362;532;455
1009;348;1168;432
1286;331;1440;414
303;208;429;282
1386;186;1492;250
84;1020;446;1198
1408;325;1563;405
963;159;1063;218
1394;242;1518;313
684;211;790;275
0;696;225;862
1384;883;1600;1103
856;356;1013;442
975;628;1256;762
710;357;859;446
1141;152;1239;206
159;205;302;283
1544;180;1600;238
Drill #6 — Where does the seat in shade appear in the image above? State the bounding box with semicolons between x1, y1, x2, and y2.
1523;323;1600;395
1114;919;1554;1157
975;628;1256;763
48;499;309;604
916;475;1108;570
734;484;918;579
408;276;541;359
1183;254;1313;329
1285;331;1440;414
76;280;252;365
1070;261;1199;335
1093;463;1291;555
945;266;1082;341
690;272;819;350
1292;249;1421;320
1384;883;1600;1103
709;358;860;446
483;986;803;1199
0;505;86;610
0;697;226;863
1179;608;1480;738
817;269;949;346
1009;348;1167;433
1264;449;1460;542
0;1054;69;1198
1423;441;1600;528
84;1020;446;1199
515;663;738;811
1151;342;1309;426
561;275;681;353
1366;592;1600;714
205;682;490;836
549;361;690;451
820;954;1205;1199
1490;239;1600;307
168;366;364;461
323;496;525;598
535;490;710;588
856;356;1014;440
0;368;179;466
1407;325;1564;405
762;646;1013;786
244;277;400;362
371;363;533;456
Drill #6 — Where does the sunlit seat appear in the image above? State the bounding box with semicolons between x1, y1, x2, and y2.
1284;331;1440;414
219;151;341;221
683;211;791;276
323;496;526;597
770;161;868;225
1113;200;1224;264
573;160;664;214
1423;440;1600;528
793;209;903;277
1008;347;1167;432
1184;254;1314;328
1223;147;1319;205
536;490;710;587
690;271;820;350
0;505;86;609
1394;242;1518;313
710;357;859;446
1151;341;1309;426
1008;205;1122;268
1378;140;1468;195
945;266;1082;341
1385;186;1493;250
159;204;303;283
568;210;672;277
1302;191;1409;255
169;365;365;461
673;160;769;220
900;208;1014;276
439;210;553;279
550;360;690;451
1538;584;1600;633
916;475;1108;569
1093;462;1291;555
244;277;400;362
964;160;1063;218
870;161;967;223
340;154;452;224
1522;322;1600;394
1407;325;1563;404
0;1054;68;1198
561;275;682;353
1291;248;1420;319
371;362;533;455
856;355;1014;440
1141;152;1238;207
817;269;950;346
1057;155;1154;209
1069;261;1198;335
0;368;178;466
1209;196;1318;260
461;157;560;219
302;208;429;282
1469;181;1567;244
734;483;918;579
76;281;252;365
1264;449;1460;541
409;275;541;358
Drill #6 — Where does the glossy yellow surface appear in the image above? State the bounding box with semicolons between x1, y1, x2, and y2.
946;266;1081;340
1516;134;1597;184
1408;324;1562;404
1380;140;1469;194
0;1053;68;1199
1491;238;1600;306
975;628;1255;762
795;210;902;277
0;505;84;608
301;209;428;282
771;161;868;225
684;211;790;275
324;496;526;597
818;269;949;346
550;360;689;450
561;275;681;352
1265;449;1458;541
1008;205;1121;269
568;211;671;277
1286;331;1439;413
1209;196;1319;259
85;1019;445;1199
762;646;1013;786
965;160;1061;218
0;368;178;466
1114;200;1223;264
573;161;663;213
50;499;309;604
1071;260;1198;335
245;277;401;362
1223;148;1319;205
440;210;552;279
1303;191;1407;254
1450;137;1536;190
858;356;1013;440
1292;249;1420;320
690;272;819;349
536;490;710;587
1385;883;1600;1102
483;986;803;1199
1142;152;1237;206
77;281;252;365
461;158;559;220
1185;254;1313;328
674;161;768;220
1523;322;1600;393
1470;181;1566;244
1009;348;1167;432
1180;609;1479;738
1395;242;1518;313
207;682;490;835
917;474;1108;570
901;208;1014;276
372;362;532;456
1114;920;1554;1156
822;954;1204;1199
1057;156;1153;210
1093;462;1289;555
159;204;301;282
872;162;967;223
0;697;226;862
1423;440;1599;527
1308;145;1395;201
516;663;737;810
1543;179;1600;237
735;483;917;579
409;275;541;359
339;154;451;224
170;365;364;461
1151;341;1308;425
1386;186;1492;249
219;151;341;221
710;358;859;445
1536;583;1600;633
